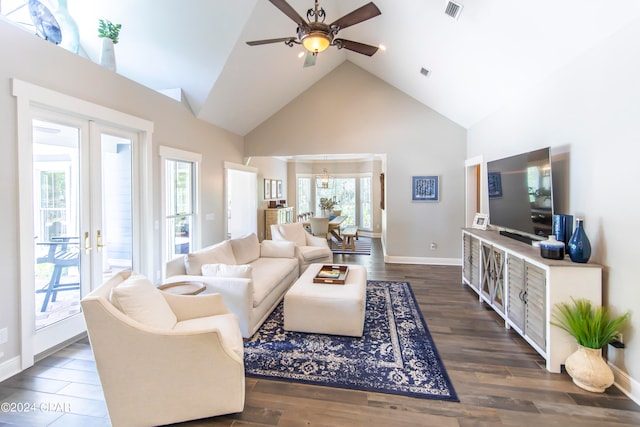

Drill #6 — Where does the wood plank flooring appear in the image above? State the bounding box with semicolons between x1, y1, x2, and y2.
1;238;639;426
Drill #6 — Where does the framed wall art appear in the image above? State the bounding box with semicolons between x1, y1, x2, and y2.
271;179;277;200
412;175;439;202
276;180;283;198
380;173;385;210
264;179;271;199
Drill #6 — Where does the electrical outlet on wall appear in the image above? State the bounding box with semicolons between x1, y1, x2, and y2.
0;327;8;344
430;242;437;250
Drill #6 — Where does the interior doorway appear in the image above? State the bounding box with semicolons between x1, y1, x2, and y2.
225;162;258;239
465;156;483;227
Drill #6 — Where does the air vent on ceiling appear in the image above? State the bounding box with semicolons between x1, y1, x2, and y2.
420;67;430;77
444;1;463;19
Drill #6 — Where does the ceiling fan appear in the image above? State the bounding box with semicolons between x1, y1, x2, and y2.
246;0;381;67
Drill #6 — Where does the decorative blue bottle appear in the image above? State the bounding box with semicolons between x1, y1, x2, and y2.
567;218;591;263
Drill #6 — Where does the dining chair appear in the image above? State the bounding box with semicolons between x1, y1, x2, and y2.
309;216;330;241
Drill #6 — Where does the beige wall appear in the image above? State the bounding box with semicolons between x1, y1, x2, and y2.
0;20;243;366
468;17;640;397
245;62;467;261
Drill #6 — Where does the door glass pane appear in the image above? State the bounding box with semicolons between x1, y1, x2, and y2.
101;134;133;280
33;120;81;330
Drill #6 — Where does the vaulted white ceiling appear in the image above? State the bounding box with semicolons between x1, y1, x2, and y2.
63;0;640;136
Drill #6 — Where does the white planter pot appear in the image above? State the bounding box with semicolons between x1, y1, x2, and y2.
99;38;116;71
565;345;614;393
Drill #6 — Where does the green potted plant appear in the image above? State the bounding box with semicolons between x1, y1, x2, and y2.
98;19;122;44
97;19;122;71
318;197;338;216
552;298;630;392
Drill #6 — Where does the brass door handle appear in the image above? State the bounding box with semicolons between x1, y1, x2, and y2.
84;231;92;254
97;230;105;251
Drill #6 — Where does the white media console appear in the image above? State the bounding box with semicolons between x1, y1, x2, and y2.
461;228;602;373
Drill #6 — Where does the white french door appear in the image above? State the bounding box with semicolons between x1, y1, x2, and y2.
24;111;137;359
14;78;153;369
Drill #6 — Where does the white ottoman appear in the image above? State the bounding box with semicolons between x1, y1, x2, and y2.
284;263;367;337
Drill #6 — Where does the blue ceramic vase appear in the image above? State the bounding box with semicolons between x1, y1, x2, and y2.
567;218;591;263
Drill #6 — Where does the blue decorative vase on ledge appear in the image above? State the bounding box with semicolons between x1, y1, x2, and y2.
568;218;591;263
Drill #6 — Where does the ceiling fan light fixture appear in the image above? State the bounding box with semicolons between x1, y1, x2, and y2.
301;31;331;53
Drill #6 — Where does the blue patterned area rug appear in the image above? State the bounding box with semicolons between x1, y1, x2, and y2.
244;280;458;401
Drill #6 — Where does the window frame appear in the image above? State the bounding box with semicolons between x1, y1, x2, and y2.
160;146;201;265
297;172;372;231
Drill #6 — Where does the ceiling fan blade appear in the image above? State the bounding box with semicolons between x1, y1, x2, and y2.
303;51;317;68
334;39;379;56
330;2;381;30
246;37;296;46
269;0;306;26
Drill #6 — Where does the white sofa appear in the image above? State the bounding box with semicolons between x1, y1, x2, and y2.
164;233;299;338
270;222;334;273
81;270;245;426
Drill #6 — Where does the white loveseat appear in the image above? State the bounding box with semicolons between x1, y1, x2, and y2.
164;233;299;338
270;222;334;273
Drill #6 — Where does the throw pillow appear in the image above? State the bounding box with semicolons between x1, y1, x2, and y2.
184;240;236;275
110;273;177;329
201;263;252;279
229;233;260;265
260;240;295;258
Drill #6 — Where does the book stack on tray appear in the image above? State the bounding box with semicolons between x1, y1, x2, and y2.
313;265;349;284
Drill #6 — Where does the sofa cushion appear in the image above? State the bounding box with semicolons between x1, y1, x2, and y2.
173;313;244;359
250;257;298;308
184;240;236;275
260;240;295;258
300;245;333;262
202;263;252;279
110;274;177;329
230;233;260;265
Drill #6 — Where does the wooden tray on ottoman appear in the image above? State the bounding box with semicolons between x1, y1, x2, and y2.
313;265;349;285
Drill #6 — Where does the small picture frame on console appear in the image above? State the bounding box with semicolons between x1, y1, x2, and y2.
472;213;489;230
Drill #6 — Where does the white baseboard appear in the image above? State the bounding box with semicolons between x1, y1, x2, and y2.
609;362;640;405
384;255;462;266
0;355;21;382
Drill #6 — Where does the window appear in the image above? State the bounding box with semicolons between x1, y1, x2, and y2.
297;173;372;231
360;176;372;230
160;146;201;262
297;177;311;216
38;170;70;240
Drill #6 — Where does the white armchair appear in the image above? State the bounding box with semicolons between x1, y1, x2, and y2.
81;270;245;427
271;222;333;273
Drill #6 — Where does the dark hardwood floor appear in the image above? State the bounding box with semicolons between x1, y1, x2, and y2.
1;238;639;426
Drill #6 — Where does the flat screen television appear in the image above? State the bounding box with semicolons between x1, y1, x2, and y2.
487;147;553;244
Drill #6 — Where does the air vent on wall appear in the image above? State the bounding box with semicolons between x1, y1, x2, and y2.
444;1;463;19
